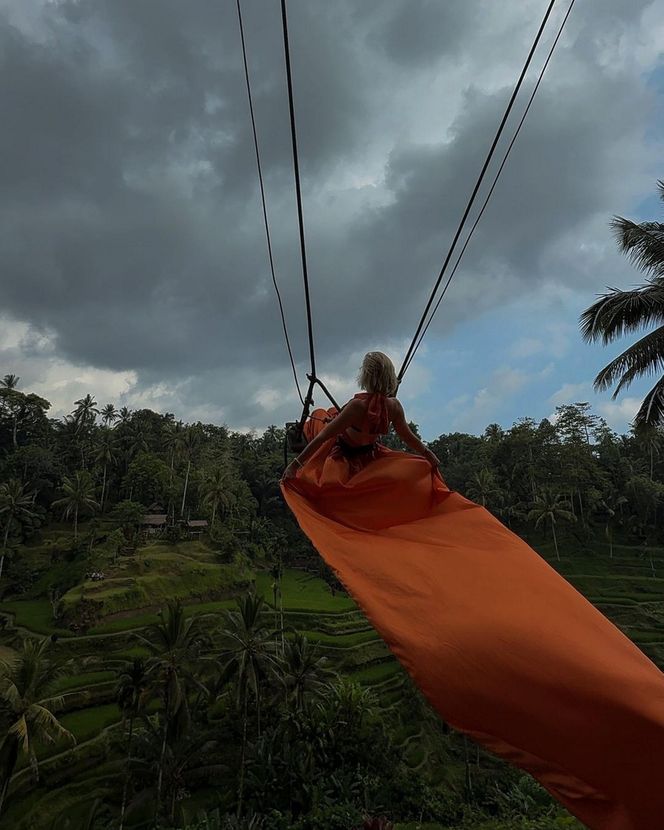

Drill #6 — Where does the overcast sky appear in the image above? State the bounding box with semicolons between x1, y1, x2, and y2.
1;0;663;438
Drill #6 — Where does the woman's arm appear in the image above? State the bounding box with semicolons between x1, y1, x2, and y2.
281;400;365;479
391;399;440;468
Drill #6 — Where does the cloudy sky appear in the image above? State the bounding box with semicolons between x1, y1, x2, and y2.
1;0;663;438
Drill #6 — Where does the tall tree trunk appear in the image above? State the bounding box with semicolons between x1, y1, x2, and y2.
180;460;191;518
463;735;473;802
0;520;10;580
211;501;217;528
11;415;17;449
273;583;279;641
101;464;107;512
154;699;169;828
119;716;135;830
237;691;248;818
552;521;560;561
280;583;285;655
74;506;79;541
608;527;613;560
0;734;19;817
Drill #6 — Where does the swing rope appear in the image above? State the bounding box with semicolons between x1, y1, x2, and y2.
400;0;578;379
280;0;319;426
235;0;304;406
397;0;559;383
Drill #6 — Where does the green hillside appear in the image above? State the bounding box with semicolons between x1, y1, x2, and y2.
2;389;664;828
4;528;663;829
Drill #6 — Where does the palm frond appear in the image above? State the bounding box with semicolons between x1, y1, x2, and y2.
634;376;664;428
579;283;664;344
611;216;664;278
592;325;664;394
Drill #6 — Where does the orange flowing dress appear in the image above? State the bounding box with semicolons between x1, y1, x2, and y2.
281;393;664;830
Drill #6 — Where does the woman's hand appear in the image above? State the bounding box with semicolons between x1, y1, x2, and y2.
281;460;301;481
423;448;440;469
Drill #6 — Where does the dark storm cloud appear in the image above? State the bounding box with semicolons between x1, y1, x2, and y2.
361;0;476;67
0;0;662;427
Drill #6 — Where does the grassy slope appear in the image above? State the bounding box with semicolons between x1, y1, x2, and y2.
1;533;660;829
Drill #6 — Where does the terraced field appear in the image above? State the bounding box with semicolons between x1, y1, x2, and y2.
0;535;660;828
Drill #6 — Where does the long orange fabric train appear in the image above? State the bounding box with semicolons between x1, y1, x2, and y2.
281;401;664;830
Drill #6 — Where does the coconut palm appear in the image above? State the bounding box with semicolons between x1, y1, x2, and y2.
278;633;333;711
600;493;628;558
118;406;132;426
137;601;206;827
0;480;37;580
116;657;150;830
527;491;576;561
580;181;664;427
52;471;100;540
465;468;502;510
123;421;149;471
0;638;75;816
94;433;118;511
128;726;224;827
179;427;202;518
218;594;278;817
72;394;99;433
101;403;118;427
0;375;21;448
0;374;19;390
633;424;662;481
201;469;230;528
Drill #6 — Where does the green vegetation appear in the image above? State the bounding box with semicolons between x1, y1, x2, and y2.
59;703;122;742
4;244;664;830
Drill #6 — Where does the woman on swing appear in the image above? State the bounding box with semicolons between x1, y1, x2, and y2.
281;351;445;531
282;351;439;479
280;353;664;830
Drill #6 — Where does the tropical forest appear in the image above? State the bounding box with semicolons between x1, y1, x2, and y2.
2;369;664;829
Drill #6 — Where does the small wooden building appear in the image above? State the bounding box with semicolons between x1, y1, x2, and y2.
186;519;209;538
142;514;168;535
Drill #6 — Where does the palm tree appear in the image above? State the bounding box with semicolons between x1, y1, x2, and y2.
580;181;664;427
72;394;99;433
125;421;148;460
0;375;20;448
116;657;150;830
0;638;75;816
251;471;280;517
497;492;527;529
162;421;184;518
465;468;502;510
201;469;229;528
101;403;118;427
279;634;332;711
527;491;576;561
118;406;132;426
633;424;662;480
129;727;224;827
218;594;278;817
600;493;628;558
0;374;19;390
52;471;100;540
94;433;118;511
180;427;201;518
138;601;206;827
0;480;37;580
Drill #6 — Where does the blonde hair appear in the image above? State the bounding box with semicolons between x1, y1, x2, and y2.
357;351;398;396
